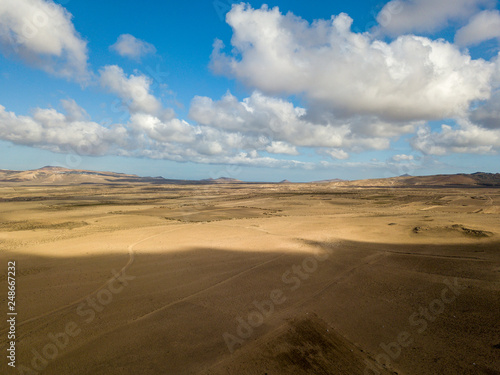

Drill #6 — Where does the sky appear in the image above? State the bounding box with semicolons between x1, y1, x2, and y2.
0;0;499;182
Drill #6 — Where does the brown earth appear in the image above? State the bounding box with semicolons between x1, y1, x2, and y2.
0;180;499;375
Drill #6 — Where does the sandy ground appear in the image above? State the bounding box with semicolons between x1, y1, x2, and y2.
0;183;499;374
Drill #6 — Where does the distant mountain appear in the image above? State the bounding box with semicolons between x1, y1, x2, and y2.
0;167;499;187
0;166;140;185
328;172;500;188
0;167;243;185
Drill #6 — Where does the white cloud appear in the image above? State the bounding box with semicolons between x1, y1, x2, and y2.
2;96;497;170
190;91;347;148
377;0;494;36
189;91;402;156
411;120;500;155
128;113;196;144
470;91;500;128
0;102;126;154
211;5;494;122
0;0;90;81
99;65;163;115
128;111;297;161
2;3;499;171
110;34;156;60
455;10;500;46
320;148;349;160
468;54;500;128
121;117;314;167
494;53;500;86
60;98;89;121
391;154;414;161
266;141;299;155
0;99;315;169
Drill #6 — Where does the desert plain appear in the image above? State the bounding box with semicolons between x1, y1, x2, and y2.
0;170;499;375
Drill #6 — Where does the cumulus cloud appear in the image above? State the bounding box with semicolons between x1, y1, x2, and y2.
0;102;127;154
318;148;349;160
377;0;494;36
470;92;500;129
190;91;346;148
2;3;499;171
114;114;314;167
211;5;494;122
128;108;304;163
455;10;500;46
0;0;90;81
128;113;196;144
411;120;500;155
110;34;156;60
189;91;404;158
99;65;163;115
60;98;89;121
391;154;414;161
266;141;299;155
0;99;314;169
467;55;500;128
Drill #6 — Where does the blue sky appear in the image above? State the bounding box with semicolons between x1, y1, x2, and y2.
0;0;499;182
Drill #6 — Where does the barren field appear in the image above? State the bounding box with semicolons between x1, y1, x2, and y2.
0;183;499;374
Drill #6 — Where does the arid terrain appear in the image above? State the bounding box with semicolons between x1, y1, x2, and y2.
1;168;499;374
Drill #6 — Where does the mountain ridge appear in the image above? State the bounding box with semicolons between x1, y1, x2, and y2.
0;166;499;187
